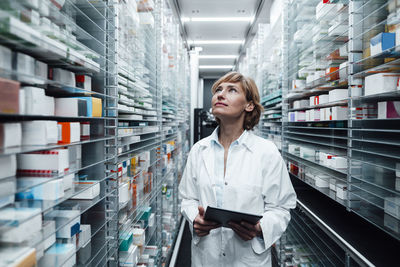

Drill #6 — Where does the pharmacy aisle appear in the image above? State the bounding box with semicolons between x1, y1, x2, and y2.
0;0;190;266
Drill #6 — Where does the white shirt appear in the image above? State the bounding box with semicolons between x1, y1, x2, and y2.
179;128;297;267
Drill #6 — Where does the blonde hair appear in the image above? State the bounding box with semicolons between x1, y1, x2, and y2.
211;72;264;130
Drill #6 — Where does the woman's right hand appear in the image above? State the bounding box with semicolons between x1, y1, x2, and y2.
193;206;221;237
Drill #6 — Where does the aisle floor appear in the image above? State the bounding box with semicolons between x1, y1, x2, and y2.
175;221;192;267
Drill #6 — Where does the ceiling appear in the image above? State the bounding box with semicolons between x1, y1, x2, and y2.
170;0;273;78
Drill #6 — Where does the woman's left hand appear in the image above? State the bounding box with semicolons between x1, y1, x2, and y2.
228;221;263;241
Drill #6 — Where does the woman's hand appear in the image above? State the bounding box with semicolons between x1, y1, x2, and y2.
228;221;263;241
193;206;221;237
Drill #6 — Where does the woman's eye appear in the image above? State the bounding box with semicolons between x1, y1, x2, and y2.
215;88;222;93
229;88;237;93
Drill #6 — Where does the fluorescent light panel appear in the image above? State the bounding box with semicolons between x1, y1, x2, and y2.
189;40;244;45
199;55;238;59
199;65;233;69
182;17;253;22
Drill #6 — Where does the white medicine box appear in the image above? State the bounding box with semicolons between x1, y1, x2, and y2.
336;183;347;200
364;73;400;96
385;197;400;220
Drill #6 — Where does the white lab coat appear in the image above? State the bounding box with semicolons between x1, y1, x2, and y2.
179;129;297;267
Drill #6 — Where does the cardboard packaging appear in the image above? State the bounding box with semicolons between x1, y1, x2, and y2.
62;173;75;191
0;177;16;208
315;175;330;188
339;62;348;81
119;182;130;205
292;79;306;90
22;87;54;116
0;154;16;179
132;228;145;246
16;178;64;200
329;179;337;192
77;97;102;117
45;210;80;238
71;181;100;200
0;78;20;114
295;111;306;122
49;68;76;87
16;53;35;76
75;75;92;91
329;89;348;102
0;123;22;148
370;32;395;56
0;45;12;70
384;197;400;220
365;73;400;96
55;98;87;117
17;149;69;175
0;207;42;243
80;122;90;140
331;106;348;120
39;243;76;267
120;244;139;266
377;101;400;119
58;122;80;144
336;183;347;200
330;156;348;169
35;60;48;79
0;247;36;267
22;120;58;145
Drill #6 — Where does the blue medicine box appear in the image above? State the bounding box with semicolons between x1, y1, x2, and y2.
370;32;395;56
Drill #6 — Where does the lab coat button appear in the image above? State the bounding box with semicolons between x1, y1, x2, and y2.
222;253;226;256
224;182;228;185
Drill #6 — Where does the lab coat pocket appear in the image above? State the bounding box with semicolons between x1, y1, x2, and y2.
224;183;264;214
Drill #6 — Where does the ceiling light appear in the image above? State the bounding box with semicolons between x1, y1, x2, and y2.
189;40;244;45
199;55;238;59
199;65;233;69
182;17;253;22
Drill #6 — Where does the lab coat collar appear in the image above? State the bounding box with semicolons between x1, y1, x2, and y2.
199;126;254;152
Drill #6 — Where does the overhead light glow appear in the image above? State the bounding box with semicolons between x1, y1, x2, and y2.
199;55;238;59
199;65;233;69
189;40;244;45
182;17;253;22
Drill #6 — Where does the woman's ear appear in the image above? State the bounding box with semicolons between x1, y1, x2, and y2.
245;102;254;112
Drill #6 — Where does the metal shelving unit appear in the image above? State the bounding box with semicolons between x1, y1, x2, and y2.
279;0;400;265
0;0;190;266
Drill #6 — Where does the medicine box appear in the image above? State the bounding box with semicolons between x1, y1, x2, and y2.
71;181;100;200
55;98;88;117
42;220;56;250
331;106;347;120
17;149;69;175
16;178;64;200
0;77;20;114
119;232;133;251
45;209;80;238
50;68;76;87
77;240;91;264
0;123;22;148
385;197;400;220
378;101;400;119
75;75;92;91
63;173;75;191
76;97;102;117
39;243;76;267
35;60;48;79
16;53;35;76
0;247;36;267
22;120;58;145
330;156;348;169
300;147;315;160
364;73;400;96
0;177;16;208
120;244;139;266
370;32;395;56
396;163;400;178
22;87;54;116
132;228;145;246
329;89;348;102
0;154;16;179
58;122;80;144
336;183;347;200
119;182;130;205
315;175;330;188
0;208;42;243
0;45;12;70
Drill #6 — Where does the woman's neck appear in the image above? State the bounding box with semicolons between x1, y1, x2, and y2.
218;123;244;149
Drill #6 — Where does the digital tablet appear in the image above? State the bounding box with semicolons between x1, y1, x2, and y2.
204;206;262;228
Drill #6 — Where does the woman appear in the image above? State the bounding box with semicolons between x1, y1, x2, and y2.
179;72;297;267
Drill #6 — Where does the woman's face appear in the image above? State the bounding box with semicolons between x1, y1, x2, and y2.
211;82;253;121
